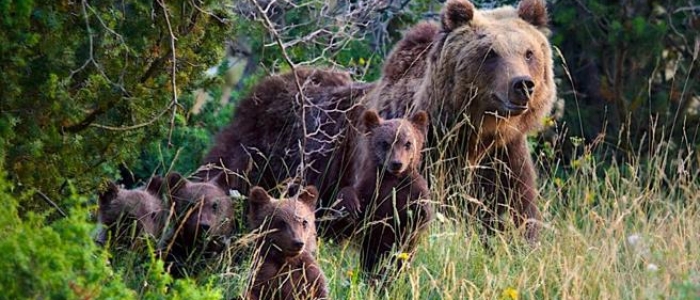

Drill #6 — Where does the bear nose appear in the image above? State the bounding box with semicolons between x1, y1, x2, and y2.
291;239;305;251
510;76;535;104
389;161;403;172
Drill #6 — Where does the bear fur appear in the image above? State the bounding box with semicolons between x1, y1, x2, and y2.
362;0;555;242
246;186;328;300
337;110;433;277
97;177;165;248
163;172;236;273
195;67;375;238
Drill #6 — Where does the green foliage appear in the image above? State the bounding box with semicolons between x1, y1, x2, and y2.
0;169;223;299
0;172;133;298
551;0;699;155
0;0;232;210
129;91;236;182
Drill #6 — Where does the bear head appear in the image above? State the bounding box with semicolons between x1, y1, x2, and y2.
166;172;235;246
361;109;429;175
247;186;318;258
421;0;555;139
98;177;165;245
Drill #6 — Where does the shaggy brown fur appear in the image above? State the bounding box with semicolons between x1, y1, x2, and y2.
195;68;375;238
338;110;432;277
97;177;165;248
246;186;328;300
362;0;555;242
164;172;236;274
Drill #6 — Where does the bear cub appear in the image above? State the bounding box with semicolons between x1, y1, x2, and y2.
246;186;327;300
337;109;433;277
97;177;165;248
163;172;237;276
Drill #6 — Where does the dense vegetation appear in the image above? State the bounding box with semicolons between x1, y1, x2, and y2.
1;0;697;298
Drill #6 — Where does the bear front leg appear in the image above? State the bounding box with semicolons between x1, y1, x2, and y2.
504;136;541;243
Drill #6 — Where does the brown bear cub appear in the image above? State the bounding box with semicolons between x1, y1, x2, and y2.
97;177;165;248
337;110;433;278
246;186;328;300
163;172;237;275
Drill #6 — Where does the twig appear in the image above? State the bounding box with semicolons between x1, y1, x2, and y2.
35;190;68;218
249;0;310;183
156;0;180;145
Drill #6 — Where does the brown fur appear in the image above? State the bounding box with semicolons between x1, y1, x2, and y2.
363;0;555;242
195;67;375;238
339;110;433;277
97;177;165;248
246;186;328;300
164;172;236;272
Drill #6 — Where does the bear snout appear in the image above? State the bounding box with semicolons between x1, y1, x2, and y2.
387;160;403;173
288;239;305;254
509;76;535;106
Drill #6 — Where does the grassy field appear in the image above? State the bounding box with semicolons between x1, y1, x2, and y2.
109;142;700;300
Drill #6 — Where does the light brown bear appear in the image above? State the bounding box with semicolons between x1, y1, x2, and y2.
245;186;327;300
337;109;433;279
164;172;237;275
97;177;165;248
363;0;555;242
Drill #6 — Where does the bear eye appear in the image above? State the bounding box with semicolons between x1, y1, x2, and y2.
404;142;412;150
150;212;157;220
302;219;309;228
525;50;534;62
211;202;219;211
379;141;391;151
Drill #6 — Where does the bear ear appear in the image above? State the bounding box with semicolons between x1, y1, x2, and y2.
442;0;475;31
166;172;187;194
410;110;430;134
210;172;231;191
99;182;119;207
518;0;548;28
145;176;163;196
297;185;319;210
248;186;271;215
362;110;382;133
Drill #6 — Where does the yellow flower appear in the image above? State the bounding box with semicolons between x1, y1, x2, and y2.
553;177;563;187
501;287;519;300
396;252;410;261
358;57;366;65
542;116;555;127
346;269;354;278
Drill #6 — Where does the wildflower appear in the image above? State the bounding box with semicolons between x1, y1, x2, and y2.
435;212;447;223
646;263;659;272
627;234;641;246
346;269;354;278
396;252;410;261
553;177;563;187
542;116;555;127
501;287;519;300
358;57;366;65
571;158;582;169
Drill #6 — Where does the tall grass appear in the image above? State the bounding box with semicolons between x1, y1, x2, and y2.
110;133;700;299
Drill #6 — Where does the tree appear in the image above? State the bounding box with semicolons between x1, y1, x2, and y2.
0;0;232;212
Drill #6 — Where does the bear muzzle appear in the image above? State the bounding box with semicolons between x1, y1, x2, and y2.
508;76;535;109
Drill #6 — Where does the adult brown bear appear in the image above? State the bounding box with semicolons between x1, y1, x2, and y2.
363;0;556;242
195;68;375;223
